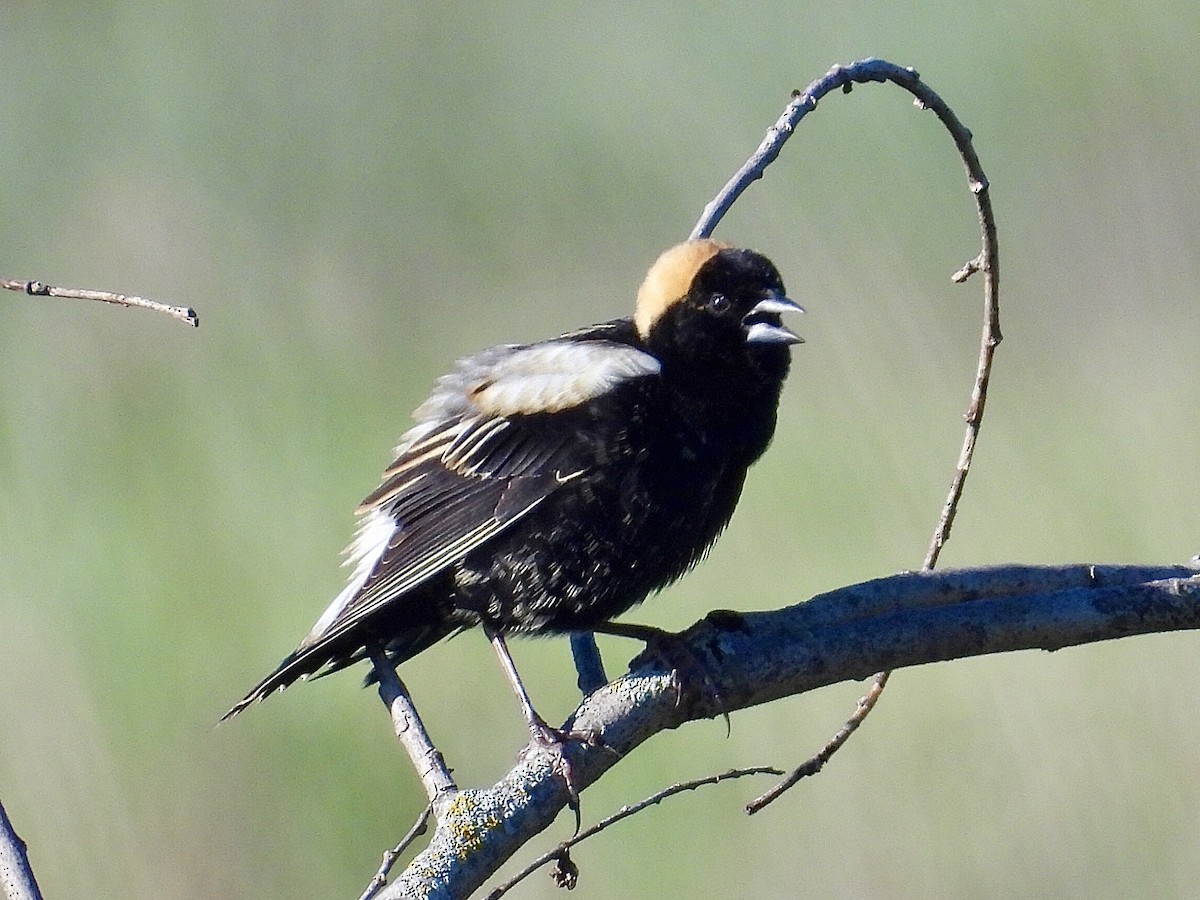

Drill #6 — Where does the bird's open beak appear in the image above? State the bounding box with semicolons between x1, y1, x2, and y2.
743;292;805;345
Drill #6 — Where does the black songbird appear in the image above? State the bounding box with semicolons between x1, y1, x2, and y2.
224;239;802;740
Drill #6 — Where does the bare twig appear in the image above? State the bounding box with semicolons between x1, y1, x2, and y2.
746;673;888;815
484;766;782;899
0;800;43;900
359;804;434;900
951;256;982;283
369;648;458;804
0;278;199;327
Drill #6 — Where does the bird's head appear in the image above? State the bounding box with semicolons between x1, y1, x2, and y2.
635;239;803;377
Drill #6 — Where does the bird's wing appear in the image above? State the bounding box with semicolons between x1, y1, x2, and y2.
299;333;661;650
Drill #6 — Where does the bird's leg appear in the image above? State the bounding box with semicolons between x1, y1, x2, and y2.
487;627;554;737
569;632;608;696
485;627;609;816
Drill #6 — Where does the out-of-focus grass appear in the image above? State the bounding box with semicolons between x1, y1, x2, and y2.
0;3;1196;898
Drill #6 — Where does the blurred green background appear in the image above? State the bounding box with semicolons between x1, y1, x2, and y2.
1;3;1197;898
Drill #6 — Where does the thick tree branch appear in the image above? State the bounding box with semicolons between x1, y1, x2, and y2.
378;563;1200;899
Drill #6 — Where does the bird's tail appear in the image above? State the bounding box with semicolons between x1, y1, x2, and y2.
219;644;329;722
219;623;456;722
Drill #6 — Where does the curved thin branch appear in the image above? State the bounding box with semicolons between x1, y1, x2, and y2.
690;56;1004;809
378;563;1200;899
690;58;1001;566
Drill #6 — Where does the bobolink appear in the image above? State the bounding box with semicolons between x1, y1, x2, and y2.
224;239;802;741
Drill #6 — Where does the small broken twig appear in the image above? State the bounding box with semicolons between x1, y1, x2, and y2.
0;278;199;327
358;803;434;900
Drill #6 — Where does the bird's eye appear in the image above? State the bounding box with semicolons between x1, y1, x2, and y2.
707;293;730;313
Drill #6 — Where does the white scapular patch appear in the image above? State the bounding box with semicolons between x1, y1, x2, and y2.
464;341;660;416
302;505;397;646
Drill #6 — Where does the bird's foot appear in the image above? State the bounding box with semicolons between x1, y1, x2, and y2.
617;624;728;724
519;719;614;831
